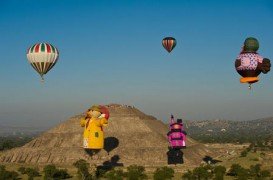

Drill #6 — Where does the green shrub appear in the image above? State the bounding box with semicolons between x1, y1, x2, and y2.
183;165;221;180
18;167;26;174
25;167;40;180
260;170;271;177
182;166;212;179
104;169;124;180
153;166;174;180
73;159;92;179
249;164;261;177
228;164;249;179
236;168;249;180
192;166;213;179
96;168;107;178
249;164;271;178
182;170;194;180
0;165;4;171
213;165;226;180
52;169;70;179
125;165;147;180
44;165;57;179
240;150;248;157
0;165;19;180
228;164;244;176
0;137;33;151
43;164;71;180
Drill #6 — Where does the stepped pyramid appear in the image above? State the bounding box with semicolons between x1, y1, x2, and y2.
0;104;212;167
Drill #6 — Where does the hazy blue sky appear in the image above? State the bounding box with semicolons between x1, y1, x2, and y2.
1;0;273;127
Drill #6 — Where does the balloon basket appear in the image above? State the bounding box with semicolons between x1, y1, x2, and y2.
240;77;259;84
40;76;45;83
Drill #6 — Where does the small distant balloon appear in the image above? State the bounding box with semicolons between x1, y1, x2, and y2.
162;37;176;53
26;43;59;82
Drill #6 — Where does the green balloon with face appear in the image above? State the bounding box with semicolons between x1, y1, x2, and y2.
244;37;259;52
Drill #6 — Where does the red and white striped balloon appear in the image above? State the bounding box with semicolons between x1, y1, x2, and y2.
26;43;59;81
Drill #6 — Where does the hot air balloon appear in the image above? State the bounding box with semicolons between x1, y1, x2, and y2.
167;115;187;149
80;105;109;150
162;37;176;53
100;105;110;120
166;115;186;165
235;37;271;89
26;43;59;82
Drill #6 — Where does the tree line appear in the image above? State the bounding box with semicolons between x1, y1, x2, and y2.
0;136;33;151
190;132;273;146
0;164;70;180
0;160;271;180
182;163;271;180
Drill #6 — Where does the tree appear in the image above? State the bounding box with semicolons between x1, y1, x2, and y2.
246;143;254;152
228;164;249;179
95;168;107;178
153;166;174;180
104;169;124;180
0;140;14;150
18;167;26;174
260;170;271;178
240;150;248;157
43;165;57;179
52;169;70;179
0;165;19;180
25;168;40;180
256;141;264;148
125;165;147;180
228;164;242;176
249;164;261;177
43;164;70;180
249;164;271;178
192;166;213;179
0;165;4;172
182;170;194;180
236;168;249;180
73;159;92;179
213;165;226;180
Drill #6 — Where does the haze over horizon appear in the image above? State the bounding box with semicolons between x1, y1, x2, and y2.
1;0;273;127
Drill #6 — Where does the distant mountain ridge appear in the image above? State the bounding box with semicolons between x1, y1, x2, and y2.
184;117;273;143
1;117;272;140
0;125;48;136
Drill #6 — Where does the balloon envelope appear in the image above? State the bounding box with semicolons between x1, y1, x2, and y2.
235;37;271;89
100;105;110;119
162;37;176;53
26;43;59;80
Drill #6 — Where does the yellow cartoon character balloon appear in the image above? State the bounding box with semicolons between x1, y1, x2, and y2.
80;105;109;149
